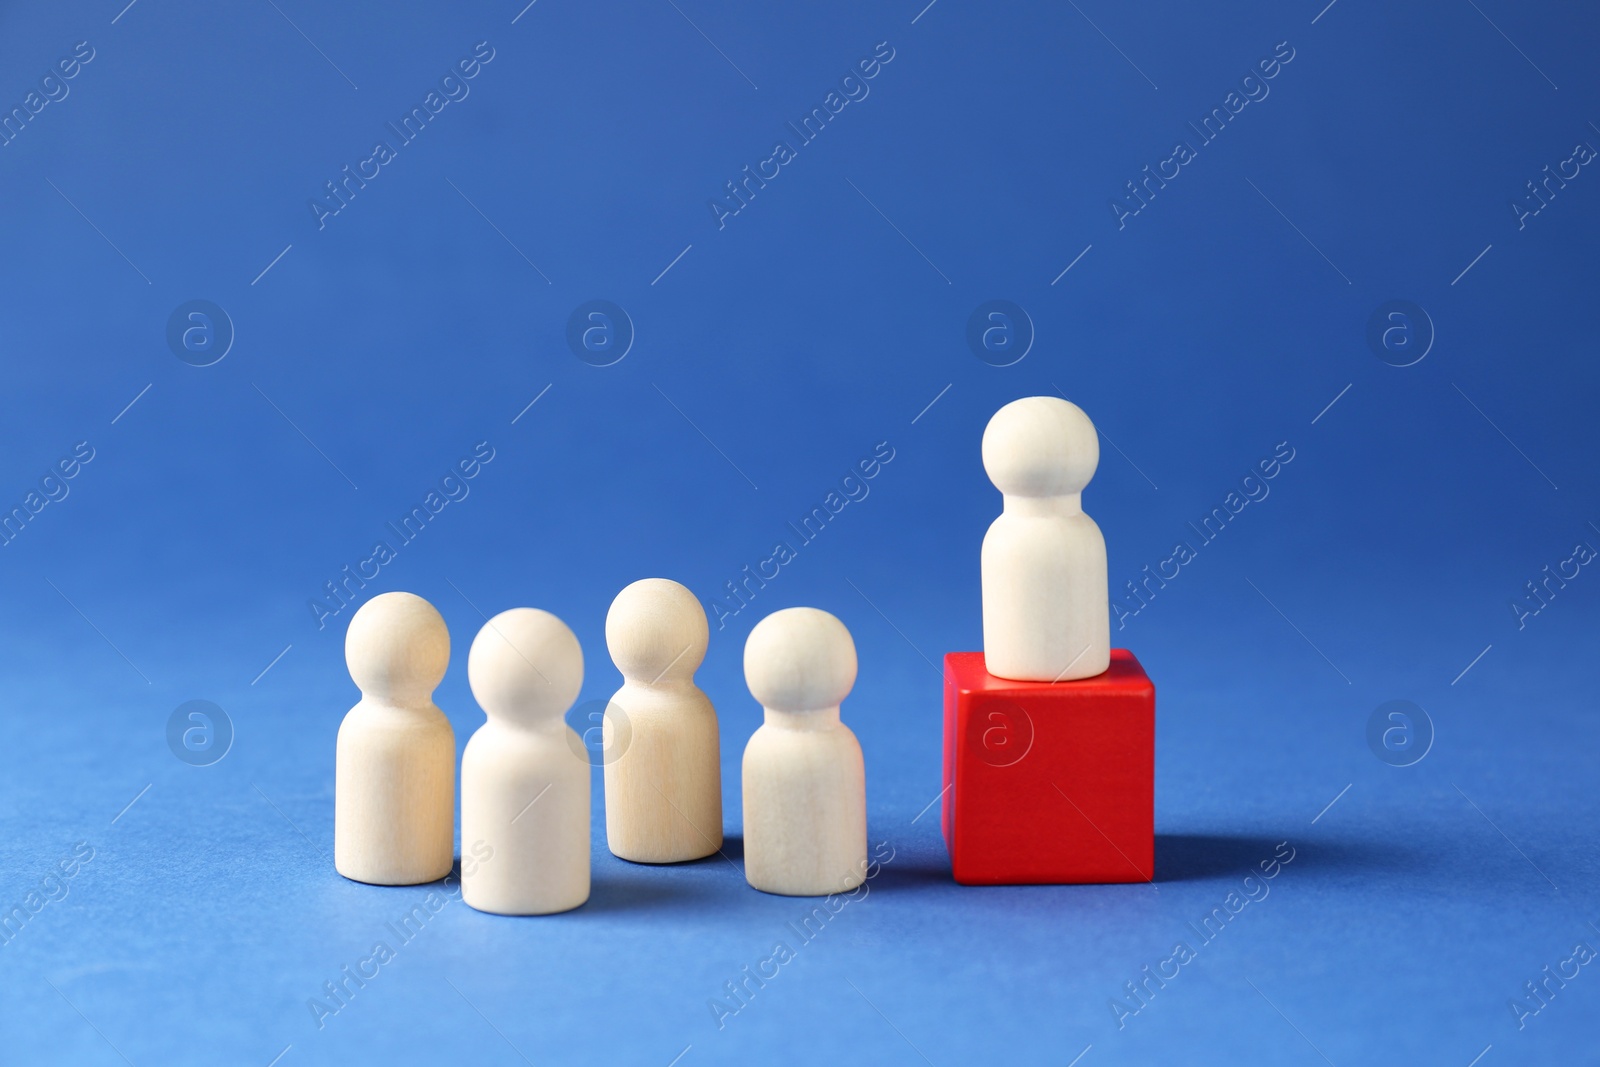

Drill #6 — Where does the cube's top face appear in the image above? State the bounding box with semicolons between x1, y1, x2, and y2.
944;649;1152;700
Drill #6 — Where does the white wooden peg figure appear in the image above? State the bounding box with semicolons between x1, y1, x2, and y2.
460;608;590;915
741;607;866;896
603;578;722;863
335;591;455;886
981;396;1111;682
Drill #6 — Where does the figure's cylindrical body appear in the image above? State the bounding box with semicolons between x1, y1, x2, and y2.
742;708;866;896
460;721;590;915
334;702;455;885
981;495;1110;681
604;683;722;863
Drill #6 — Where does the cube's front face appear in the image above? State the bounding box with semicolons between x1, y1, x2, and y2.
942;651;1154;886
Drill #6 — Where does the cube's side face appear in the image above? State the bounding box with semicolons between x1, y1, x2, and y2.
947;665;1154;886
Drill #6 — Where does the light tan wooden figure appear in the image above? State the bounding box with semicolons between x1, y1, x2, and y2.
460;608;590;915
603;578;723;863
741;607;867;897
335;591;456;886
981;395;1111;682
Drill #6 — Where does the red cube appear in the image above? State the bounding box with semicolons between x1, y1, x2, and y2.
942;649;1154;885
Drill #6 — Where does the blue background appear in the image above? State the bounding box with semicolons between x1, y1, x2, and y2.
1;0;1596;1063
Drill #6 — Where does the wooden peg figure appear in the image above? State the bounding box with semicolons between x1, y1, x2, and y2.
741;607;867;896
603;578;723;863
460;608;590;915
981;395;1111;682
335;591;456;885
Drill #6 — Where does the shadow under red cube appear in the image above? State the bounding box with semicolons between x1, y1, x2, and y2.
942;650;1154;885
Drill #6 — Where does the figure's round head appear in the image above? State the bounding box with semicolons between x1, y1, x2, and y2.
744;607;857;713
981;396;1099;496
467;608;584;727
345;591;450;704
606;578;708;683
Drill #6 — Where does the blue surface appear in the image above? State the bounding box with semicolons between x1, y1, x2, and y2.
1;1;1597;1064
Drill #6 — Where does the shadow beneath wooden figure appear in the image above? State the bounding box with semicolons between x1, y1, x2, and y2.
581;833;747;912
582;874;714;913
868;851;952;890
713;833;744;863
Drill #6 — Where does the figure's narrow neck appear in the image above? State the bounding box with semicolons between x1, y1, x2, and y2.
764;706;842;730
625;675;695;691
358;693;436;713
1003;492;1081;517
489;715;568;736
